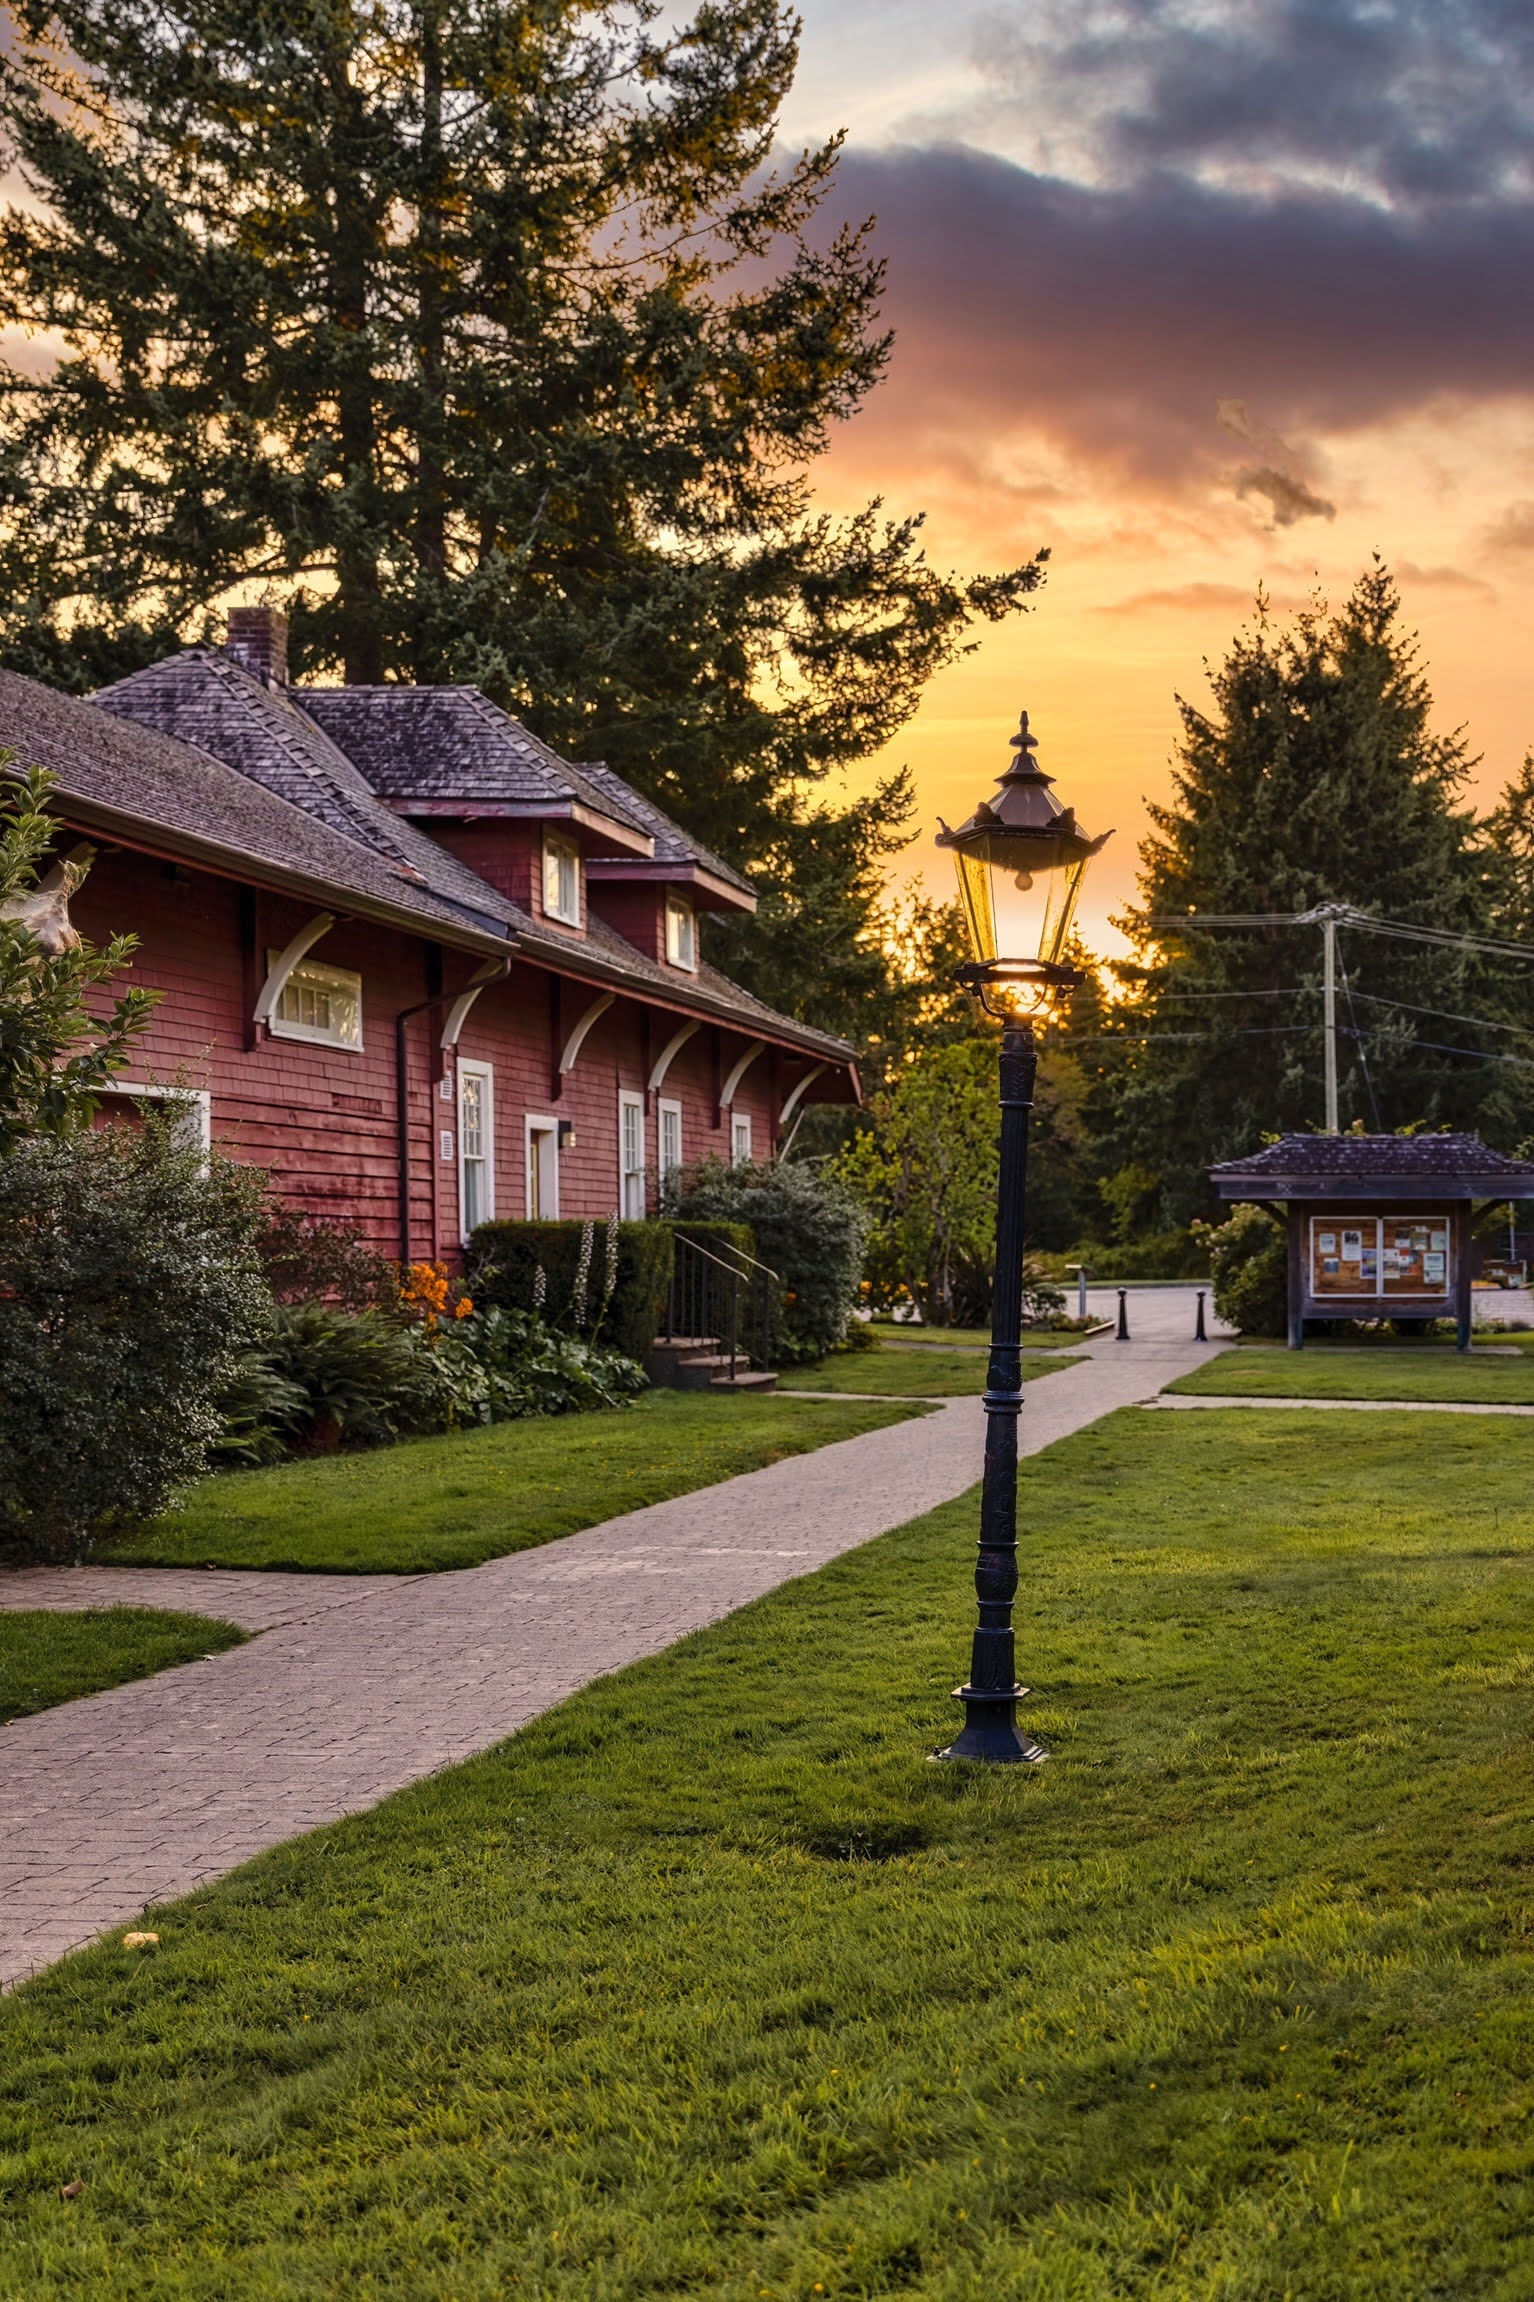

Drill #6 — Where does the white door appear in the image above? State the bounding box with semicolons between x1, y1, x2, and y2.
619;1091;646;1218
526;1117;559;1219
458;1063;494;1238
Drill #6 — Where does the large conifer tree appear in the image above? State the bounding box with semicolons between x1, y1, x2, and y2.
0;0;1041;1031
1097;565;1533;1221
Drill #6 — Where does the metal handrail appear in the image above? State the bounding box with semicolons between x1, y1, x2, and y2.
661;1232;780;1378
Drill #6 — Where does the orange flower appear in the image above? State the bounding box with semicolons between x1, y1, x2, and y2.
454;1296;474;1318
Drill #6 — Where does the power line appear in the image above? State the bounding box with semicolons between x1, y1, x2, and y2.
1349;990;1534;1039
1146;905;1534;964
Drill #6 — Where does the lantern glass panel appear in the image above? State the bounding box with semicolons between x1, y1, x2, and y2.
953;833;1087;976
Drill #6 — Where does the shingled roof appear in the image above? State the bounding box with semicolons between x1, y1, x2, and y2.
1211;1132;1534;1199
575;760;754;900
294;684;651;848
0;653;854;1061
92;651;535;942
0;668;515;949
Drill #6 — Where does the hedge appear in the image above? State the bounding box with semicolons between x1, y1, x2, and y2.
672;1220;757;1270
468;1219;674;1363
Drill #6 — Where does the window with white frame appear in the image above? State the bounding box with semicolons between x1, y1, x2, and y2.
730;1111;752;1166
659;1098;682;1180
543;833;580;925
664;894;696;970
458;1061;494;1237
267;952;362;1049
619;1090;646;1219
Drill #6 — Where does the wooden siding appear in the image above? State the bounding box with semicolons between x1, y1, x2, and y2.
66;844;816;1267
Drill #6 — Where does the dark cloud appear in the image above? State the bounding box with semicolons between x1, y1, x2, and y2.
969;0;1534;208
1235;465;1336;526
832;145;1534;486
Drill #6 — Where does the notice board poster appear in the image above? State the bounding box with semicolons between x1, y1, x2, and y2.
1309;1216;1451;1299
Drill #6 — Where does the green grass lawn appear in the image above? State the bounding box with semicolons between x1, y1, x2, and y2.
0;1609;245;1725
7;1407;1534;2294
866;1322;1082;1350
105;1392;922;1576
1170;1344;1534;1404
778;1349;1080;1396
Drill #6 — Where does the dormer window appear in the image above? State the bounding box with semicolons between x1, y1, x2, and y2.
665;893;697;970
543;832;580;925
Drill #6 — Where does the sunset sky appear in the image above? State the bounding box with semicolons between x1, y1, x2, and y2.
781;0;1534;957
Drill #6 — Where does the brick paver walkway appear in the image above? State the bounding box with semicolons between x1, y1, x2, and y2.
0;1325;1220;1986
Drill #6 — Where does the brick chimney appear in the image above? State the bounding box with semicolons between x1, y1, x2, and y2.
226;605;289;687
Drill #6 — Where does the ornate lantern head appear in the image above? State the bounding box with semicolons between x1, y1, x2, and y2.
936;710;1111;1016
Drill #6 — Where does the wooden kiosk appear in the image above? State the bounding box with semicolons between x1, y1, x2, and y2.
1207;1133;1534;1350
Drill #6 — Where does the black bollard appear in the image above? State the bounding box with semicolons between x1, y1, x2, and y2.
1115;1287;1129;1341
1195;1289;1207;1341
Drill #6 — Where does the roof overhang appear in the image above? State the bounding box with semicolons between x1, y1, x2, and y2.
584;856;756;914
516;926;857;1076
53;793;513;959
382;797;653;857
1214;1174;1534;1202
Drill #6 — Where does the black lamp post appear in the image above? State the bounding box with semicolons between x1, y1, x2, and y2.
932;710;1111;1763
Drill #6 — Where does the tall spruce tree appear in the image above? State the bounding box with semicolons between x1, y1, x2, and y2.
1100;564;1533;1221
0;0;1042;1035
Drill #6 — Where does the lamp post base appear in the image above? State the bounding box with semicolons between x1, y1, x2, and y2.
930;1685;1049;1765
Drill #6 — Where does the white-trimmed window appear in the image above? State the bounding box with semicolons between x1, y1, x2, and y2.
267;952;362;1049
730;1111;752;1166
526;1115;559;1219
664;894;697;970
619;1089;646;1219
543;833;580;925
94;1082;212;1154
659;1097;682;1180
458;1061;494;1238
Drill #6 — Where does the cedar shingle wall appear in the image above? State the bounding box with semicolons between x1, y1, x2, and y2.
68;852;787;1266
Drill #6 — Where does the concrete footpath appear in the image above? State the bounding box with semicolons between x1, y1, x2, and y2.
0;1305;1223;1987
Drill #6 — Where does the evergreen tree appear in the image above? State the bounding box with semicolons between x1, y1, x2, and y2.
0;0;1043;1033
1103;564;1530;1220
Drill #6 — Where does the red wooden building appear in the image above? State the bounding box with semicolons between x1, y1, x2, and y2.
2;608;858;1259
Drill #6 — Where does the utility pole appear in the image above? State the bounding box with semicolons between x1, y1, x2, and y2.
1295;903;1345;1133
1321;911;1338;1134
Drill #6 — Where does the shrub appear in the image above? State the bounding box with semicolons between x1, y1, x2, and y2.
0;1120;270;1561
446;1308;646;1418
468;1217;672;1362
253;1303;441;1451
1202;1204;1288;1337
665;1159;866;1363
255;1203;397;1310
216;1300;644;1458
672;1220;756;1268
